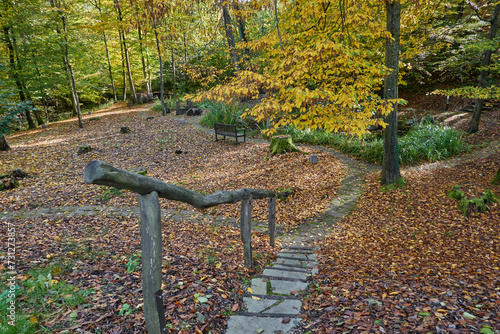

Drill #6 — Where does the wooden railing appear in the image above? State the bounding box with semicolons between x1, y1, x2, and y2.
84;160;276;333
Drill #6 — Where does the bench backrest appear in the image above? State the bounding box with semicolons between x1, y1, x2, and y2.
214;123;238;132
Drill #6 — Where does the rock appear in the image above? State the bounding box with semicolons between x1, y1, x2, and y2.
187;108;202;116
0;168;28;191
77;144;93;155
11;169;28;178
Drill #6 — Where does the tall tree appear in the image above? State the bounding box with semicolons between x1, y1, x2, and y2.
115;0;138;104
92;0;118;102
190;0;394;136
381;0;402;185
221;3;238;70
469;3;500;133
1;0;36;128
49;0;83;128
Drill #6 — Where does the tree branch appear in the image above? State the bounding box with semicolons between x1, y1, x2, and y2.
84;160;275;209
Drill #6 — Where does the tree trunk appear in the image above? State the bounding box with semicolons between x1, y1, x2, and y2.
115;0;137;104
381;0;402;185
0;135;11;151
103;31;118;101
50;0;82;128
232;2;247;43
121;32;138;104
62;23;83;128
119;30;127;101
30;48;49;124
3;26;36;129
222;5;238;71
171;45;177;97
138;27;151;94
273;0;284;51
84;160;275;209
154;28;168;116
468;4;500;133
94;0;117;101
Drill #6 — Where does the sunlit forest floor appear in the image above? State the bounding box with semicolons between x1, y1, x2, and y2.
1;94;499;333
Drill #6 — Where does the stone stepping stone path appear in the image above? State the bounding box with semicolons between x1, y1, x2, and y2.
225;246;317;334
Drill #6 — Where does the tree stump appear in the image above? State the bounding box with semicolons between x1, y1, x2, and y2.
0;134;11;151
0;169;28;191
270;135;298;155
493;167;500;185
447;183;499;217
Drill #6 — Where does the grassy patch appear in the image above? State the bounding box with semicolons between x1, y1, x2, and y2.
277;122;469;165
0;263;94;333
199;101;249;128
152;98;176;112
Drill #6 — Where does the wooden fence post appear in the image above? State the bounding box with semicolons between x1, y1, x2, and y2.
268;196;276;247
240;196;253;268
138;191;163;334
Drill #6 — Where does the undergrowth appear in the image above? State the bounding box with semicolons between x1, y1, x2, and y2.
277;122;469;165
0;262;94;333
199;101;249;128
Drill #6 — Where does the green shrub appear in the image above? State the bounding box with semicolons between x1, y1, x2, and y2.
398;122;468;165
199;101;249;128
152;98;175;112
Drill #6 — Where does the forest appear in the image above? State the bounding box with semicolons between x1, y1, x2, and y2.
1;0;500;333
0;0;498;133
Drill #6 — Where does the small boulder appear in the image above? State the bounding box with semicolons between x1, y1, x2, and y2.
77;145;93;155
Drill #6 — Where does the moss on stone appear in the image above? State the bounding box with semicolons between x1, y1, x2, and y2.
452;186;498;217
270;135;298;155
447;186;465;200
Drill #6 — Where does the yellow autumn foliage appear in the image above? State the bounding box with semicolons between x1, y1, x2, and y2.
188;0;407;136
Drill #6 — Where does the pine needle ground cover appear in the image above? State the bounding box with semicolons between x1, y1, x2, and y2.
302;156;500;333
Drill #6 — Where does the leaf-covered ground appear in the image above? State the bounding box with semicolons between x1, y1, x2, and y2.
0;103;344;333
0;103;344;230
7;213;278;333
301;155;500;333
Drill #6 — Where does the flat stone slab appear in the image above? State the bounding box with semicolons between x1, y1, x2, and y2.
225;315;300;334
251;278;268;295
273;258;314;267
263;268;309;280
271;264;309;272
244;297;302;315
278;252;316;260
270;279;309;295
324;210;346;218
